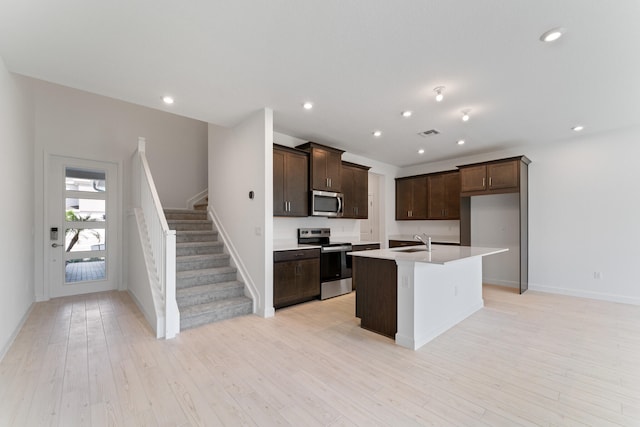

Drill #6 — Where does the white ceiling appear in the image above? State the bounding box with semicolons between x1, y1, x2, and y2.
1;1;639;166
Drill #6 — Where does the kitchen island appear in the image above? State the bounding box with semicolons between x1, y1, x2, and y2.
350;245;507;350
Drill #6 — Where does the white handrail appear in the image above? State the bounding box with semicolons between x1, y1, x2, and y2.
132;137;179;338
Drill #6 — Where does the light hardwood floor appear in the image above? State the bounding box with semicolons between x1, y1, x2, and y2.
1;285;639;426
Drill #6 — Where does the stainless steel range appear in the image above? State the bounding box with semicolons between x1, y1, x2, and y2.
298;228;352;300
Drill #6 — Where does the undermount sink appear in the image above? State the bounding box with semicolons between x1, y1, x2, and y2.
396;247;429;253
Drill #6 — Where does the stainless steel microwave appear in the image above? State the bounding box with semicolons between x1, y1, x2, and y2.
311;190;344;217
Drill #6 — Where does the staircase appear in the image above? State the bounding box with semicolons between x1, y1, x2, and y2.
164;208;252;330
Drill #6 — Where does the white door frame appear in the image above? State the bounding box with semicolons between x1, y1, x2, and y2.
46;154;120;298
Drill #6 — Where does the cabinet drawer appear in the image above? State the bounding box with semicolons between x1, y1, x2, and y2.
274;248;320;262
352;244;380;251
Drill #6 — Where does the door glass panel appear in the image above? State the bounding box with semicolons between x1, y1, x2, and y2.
66;257;106;283
65;199;106;222
64;228;106;252
65;167;106;192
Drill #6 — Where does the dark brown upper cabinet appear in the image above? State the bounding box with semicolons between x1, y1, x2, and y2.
459;156;530;196
395;175;428;220
273;145;309;217
341;161;370;219
296;142;344;192
427;171;460;220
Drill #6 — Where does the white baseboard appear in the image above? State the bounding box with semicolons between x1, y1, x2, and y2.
0;303;34;362
187;189;208;209
529;283;640;306
483;277;519;288
262;307;275;318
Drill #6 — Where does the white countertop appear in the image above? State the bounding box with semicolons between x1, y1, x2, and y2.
273;239;380;252
348;245;507;265
349;240;380;246
272;241;321;251
389;234;460;245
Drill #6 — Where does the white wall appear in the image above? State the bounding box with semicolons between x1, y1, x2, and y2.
526;128;640;304
126;212;161;337
25;78;208;300
28;78;208;208
0;59;35;359
471;193;520;287
209;110;273;317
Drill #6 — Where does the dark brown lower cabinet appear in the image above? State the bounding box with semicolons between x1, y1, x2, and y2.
349;243;381;290
274;249;320;309
354;256;397;339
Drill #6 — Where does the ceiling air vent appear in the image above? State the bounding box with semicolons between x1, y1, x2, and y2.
418;129;440;137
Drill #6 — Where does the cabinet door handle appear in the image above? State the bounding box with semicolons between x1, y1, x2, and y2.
482;177;486;188
489;177;492;187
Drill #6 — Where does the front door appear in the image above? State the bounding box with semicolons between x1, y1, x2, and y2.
47;155;118;297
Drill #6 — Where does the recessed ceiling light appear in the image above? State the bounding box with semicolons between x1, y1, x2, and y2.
457;139;465;145
401;110;413;118
162;96;174;105
372;130;382;137
540;27;565;42
461;109;470;122
572;125;584;132
418;149;425;154
434;86;445;102
303;102;313;110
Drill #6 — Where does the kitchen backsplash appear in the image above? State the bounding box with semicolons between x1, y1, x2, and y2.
394;220;460;239
274;216;460;244
273;217;361;242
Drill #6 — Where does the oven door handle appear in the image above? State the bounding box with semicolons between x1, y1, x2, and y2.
321;245;352;253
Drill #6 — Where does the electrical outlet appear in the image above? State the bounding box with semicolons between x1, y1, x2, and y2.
255;226;262;236
594;271;602;279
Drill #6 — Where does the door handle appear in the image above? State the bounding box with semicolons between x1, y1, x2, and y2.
51;243;63;248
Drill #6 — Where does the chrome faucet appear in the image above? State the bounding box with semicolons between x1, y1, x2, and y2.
413;233;432;252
